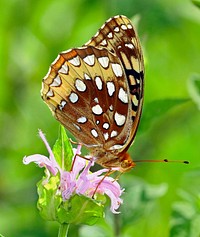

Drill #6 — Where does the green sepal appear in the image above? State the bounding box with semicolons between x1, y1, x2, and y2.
53;125;73;171
37;174;62;221
37;174;104;225
57;194;104;225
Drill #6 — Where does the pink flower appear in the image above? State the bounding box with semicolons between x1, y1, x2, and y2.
23;130;124;214
23;130;60;176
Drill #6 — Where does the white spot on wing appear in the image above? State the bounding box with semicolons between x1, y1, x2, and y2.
46;89;54;97
91;129;98;138
111;63;123;77
111;130;118;138
107;32;113;38
109;105;113;111
83;54;95;66
59;100;67;110
96;120;100;125
50;75;61;87
84;73;91;80
100;39;107;46
68;56;80;66
121;24;127;30
104;133;109;140
69;92;79;103
94;97;99;103
118;87;128;103
58;64;69;74
127;23;132;29
136;78;140;84
114;26;120;32
95;76;103;90
107;82;115;97
77;116;87;123
114;112;126;126
125;43;134;49
73;123;81;131
92;104;103;115
98;56;109;68
75;79;86;92
103;122;109;130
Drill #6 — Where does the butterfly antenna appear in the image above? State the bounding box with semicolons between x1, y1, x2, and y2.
133;159;189;164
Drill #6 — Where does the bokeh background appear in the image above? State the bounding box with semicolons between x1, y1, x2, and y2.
0;0;200;236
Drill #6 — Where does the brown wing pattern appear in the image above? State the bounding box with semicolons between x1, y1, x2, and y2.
42;46;131;149
41;15;144;157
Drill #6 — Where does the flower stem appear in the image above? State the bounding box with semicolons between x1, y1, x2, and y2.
58;223;70;237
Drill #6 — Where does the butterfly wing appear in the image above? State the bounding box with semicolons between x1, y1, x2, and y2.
41;15;144;157
85;15;144;152
42;46;132;151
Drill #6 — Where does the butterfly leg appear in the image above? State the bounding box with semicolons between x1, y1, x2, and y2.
70;153;91;171
69;138;81;145
112;172;123;182
92;169;115;198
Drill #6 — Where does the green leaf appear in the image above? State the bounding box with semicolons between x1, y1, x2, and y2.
192;0;200;8
53;125;73;171
57;194;104;225
170;190;200;237
121;177;168;227
139;98;189;133
188;74;200;109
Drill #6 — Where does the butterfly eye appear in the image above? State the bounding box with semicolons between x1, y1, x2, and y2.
41;15;144;173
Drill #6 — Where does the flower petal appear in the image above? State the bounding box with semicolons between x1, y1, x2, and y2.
61;171;76;200
87;174;124;214
23;154;59;175
104;189;123;214
71;155;86;178
38;130;60;171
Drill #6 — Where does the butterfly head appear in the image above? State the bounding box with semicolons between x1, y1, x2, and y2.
119;152;136;173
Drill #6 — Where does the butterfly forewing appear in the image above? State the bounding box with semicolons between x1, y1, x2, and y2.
41;15;144;172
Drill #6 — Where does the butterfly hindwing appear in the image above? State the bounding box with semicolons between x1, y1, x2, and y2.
85;15;144;152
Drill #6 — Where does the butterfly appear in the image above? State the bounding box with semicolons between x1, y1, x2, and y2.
41;15;144;173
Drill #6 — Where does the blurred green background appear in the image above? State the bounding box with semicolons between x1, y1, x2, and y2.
0;0;200;236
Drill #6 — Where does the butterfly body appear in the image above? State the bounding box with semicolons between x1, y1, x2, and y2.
41;15;144;173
